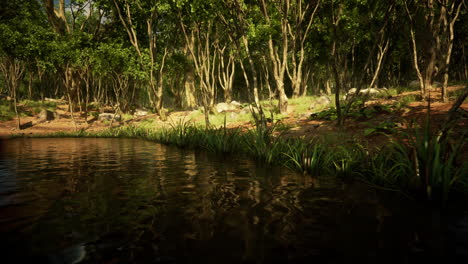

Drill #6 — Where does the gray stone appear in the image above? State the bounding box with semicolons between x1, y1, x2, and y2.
134;109;149;117
230;100;242;107
408;80;420;88
409;80;442;88
44;97;66;103
345;87;387;99
216;102;240;113
309;96;331;110
99;113;121;121
38;109;58;121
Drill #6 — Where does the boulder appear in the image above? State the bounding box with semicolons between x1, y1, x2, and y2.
408;80;442;88
345;87;387;99
38;109;58;121
309;96;331;110
216;102;240;113
230;100;242;107
408;80;420;89
99;113;121;121
44;97;65;103
134;109;148;117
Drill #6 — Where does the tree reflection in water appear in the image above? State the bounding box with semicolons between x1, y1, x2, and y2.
0;138;453;263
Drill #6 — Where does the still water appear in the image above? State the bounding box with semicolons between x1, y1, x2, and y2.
0;138;465;263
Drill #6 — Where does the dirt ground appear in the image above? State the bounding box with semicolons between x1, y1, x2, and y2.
0;86;466;144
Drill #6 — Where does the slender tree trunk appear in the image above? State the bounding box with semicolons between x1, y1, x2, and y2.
1;58;25;130
369;39;389;88
242;36;259;105
64;66;78;130
405;1;426;99
261;0;289;113
442;0;463;102
184;68;197;109
28;70;33;99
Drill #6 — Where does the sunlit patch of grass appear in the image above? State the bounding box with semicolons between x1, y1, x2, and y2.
21;99;57;111
121;113;134;121
136;118;157;129
206;112;252;128
289;96;316;114
185;108;204;123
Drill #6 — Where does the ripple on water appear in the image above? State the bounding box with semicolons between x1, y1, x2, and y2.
0;138;465;263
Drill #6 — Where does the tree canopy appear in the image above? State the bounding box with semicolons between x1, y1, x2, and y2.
0;0;466;126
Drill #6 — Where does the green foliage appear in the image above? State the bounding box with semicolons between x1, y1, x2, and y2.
21;100;57;111
310;107;339;121
283;140;325;175
0;100;15;120
393;95;417;109
364;120;397;136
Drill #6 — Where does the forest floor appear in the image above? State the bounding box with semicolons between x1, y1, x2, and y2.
0;85;466;146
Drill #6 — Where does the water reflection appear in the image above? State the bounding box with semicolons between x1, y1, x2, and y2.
0;138;460;263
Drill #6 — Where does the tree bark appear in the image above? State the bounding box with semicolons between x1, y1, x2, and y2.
441;0;463;102
404;1;426;99
261;0;289;114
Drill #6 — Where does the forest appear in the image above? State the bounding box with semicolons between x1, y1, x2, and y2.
1;1;468;261
0;0;466;128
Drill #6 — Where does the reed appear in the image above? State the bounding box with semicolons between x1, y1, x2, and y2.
13;115;466;203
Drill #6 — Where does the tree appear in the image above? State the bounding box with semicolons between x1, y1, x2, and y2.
404;0;465;100
0;0;52;129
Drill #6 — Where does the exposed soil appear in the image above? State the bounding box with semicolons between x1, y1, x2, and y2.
1;86;466;145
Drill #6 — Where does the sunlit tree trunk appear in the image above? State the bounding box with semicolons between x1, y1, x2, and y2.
261;0;289;114
217;44;236;103
286;0;320;98
180;18;218;127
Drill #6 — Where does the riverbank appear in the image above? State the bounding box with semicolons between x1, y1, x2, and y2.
1;85;467;203
1;86;466;141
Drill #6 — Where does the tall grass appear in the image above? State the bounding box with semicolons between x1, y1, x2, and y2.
15;111;466;203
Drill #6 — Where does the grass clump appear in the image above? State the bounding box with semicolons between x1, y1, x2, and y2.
0;100;15;121
393;95;417;109
17;104;466;204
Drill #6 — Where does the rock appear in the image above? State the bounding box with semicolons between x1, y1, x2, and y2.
348;88;358;94
345;87;387;99
44;97;65;103
38;109;58;121
230;100;242;107
98;113;121;121
216;102;240;113
408;80;420;89
240;107;250;114
409;80;442;88
134;109;148;117
309;96;331;110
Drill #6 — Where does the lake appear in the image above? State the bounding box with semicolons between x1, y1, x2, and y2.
0;138;465;263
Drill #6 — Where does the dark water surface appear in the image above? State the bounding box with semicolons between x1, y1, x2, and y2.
0;138;465;263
